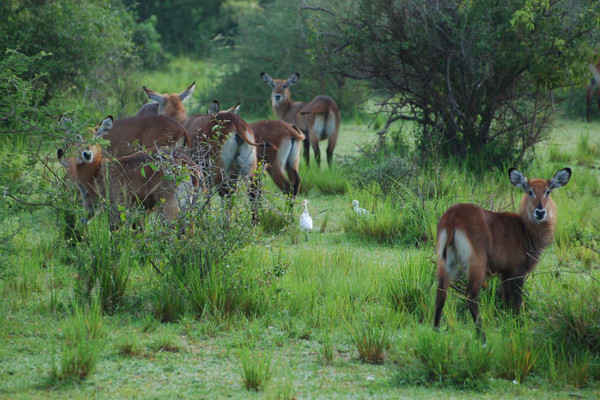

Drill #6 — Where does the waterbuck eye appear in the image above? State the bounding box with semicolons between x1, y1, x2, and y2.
545;189;550;197
528;190;535;197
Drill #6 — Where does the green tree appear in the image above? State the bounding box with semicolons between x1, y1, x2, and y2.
0;0;162;103
304;0;600;167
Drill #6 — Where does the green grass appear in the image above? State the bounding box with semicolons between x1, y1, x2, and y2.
2;57;600;398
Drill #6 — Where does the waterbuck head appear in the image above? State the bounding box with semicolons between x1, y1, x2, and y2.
509;167;571;223
143;82;195;125
261;72;299;107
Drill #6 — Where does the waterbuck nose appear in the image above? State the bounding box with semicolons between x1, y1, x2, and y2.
274;94;282;101
534;208;546;220
82;151;93;162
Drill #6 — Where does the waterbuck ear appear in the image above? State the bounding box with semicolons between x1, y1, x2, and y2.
508;168;529;191
143;86;166;105
57;149;69;167
261;72;276;88
95;116;113;137
550;167;572;190
208;100;220;115
179;82;195;102
282;72;299;89
227;103;241;115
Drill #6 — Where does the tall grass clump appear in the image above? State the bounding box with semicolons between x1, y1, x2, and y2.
533;278;600;355
343;191;442;246
492;325;541;384
410;328;492;388
386;253;434;321
299;163;347;195
77;213;132;312
239;348;272;391
50;299;104;382
185;262;266;320
349;319;391;364
258;195;293;234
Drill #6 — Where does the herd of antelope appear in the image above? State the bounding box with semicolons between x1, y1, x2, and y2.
57;72;573;340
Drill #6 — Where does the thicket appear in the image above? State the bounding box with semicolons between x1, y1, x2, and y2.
303;0;600;168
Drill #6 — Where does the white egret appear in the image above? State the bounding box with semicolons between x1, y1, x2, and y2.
299;199;313;241
352;200;370;217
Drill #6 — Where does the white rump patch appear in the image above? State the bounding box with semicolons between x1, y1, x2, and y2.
440;228;473;281
437;229;448;260
277;137;292;171
236;142;257;178
312;115;325;139
325;112;337;137
220;133;238;171
287;137;301;169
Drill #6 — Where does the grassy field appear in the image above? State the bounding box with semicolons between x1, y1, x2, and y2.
1;60;600;399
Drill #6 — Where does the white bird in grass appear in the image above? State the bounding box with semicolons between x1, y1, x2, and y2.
299;199;313;241
352;200;370;217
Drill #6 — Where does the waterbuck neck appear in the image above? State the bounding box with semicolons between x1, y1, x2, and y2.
519;196;557;255
273;98;292;120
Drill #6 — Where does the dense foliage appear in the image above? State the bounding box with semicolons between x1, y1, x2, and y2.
0;0;161;101
125;0;237;58
304;0;600;168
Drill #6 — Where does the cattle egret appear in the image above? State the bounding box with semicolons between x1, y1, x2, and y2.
299;199;313;241
352;200;370;217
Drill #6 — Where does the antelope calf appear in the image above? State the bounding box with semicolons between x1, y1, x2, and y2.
434;167;572;338
261;72;340;167
250;120;304;197
94;114;191;157
58;143;200;225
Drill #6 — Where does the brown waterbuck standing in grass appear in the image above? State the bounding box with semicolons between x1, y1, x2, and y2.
141;84;263;220
93;115;191;157
58;143;201;225
434;167;572;340
261;72;340;167
587;59;600;122
250;120;305;197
